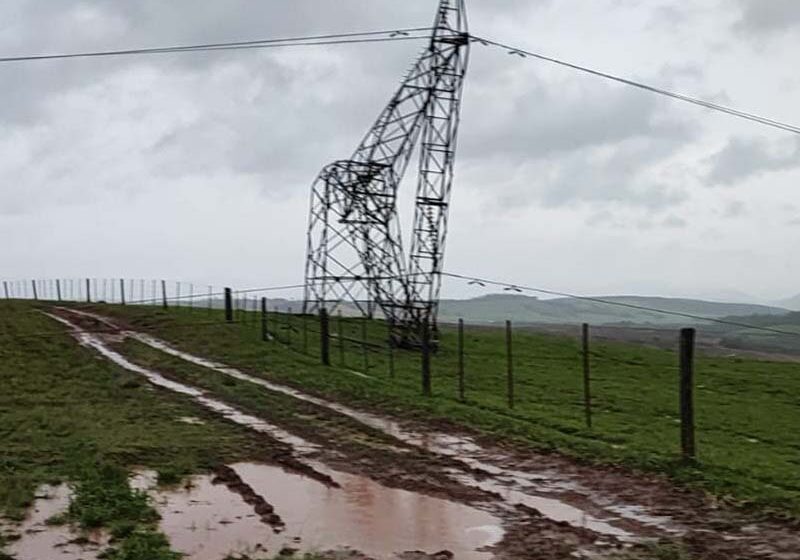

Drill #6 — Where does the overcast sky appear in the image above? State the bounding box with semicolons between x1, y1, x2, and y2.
1;0;799;303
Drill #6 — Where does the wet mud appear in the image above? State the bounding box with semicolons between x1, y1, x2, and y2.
0;485;107;560
41;307;800;560
142;463;503;560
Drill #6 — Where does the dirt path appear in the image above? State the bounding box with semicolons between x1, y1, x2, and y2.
44;308;800;559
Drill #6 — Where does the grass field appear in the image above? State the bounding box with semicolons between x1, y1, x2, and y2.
86;301;800;519
0;301;284;558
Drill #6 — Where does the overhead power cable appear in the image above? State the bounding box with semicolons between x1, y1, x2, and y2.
442;271;800;339
0;28;432;63
471;35;800;135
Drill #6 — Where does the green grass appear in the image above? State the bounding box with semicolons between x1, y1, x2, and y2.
94;302;800;518
0;301;272;521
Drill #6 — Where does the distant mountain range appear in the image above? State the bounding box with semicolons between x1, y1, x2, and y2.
437;294;791;326
247;292;798;326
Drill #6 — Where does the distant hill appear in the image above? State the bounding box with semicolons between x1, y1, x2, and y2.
437;293;790;326
774;294;800;312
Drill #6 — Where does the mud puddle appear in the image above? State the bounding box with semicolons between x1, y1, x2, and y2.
47;312;320;457
47;311;506;559
1;485;106;560
137;463;502;560
126;328;675;540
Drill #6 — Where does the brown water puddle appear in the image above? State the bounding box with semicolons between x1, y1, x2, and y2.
46;311;505;559
125;328;679;540
138;463;502;560
1;485;106;560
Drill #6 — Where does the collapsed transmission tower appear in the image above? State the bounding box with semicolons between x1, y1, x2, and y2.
304;0;469;346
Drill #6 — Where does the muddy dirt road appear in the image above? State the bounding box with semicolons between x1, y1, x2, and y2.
12;307;799;560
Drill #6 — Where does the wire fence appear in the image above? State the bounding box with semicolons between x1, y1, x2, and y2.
3;277;799;477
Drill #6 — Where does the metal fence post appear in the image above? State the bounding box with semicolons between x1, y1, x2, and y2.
86;279;91;303
320;308;331;366
506;320;514;409
224;288;233;322
422;321;432;397
3;281;9;300
582;323;592;429
161;280;168;310
680;328;697;461
120;279;126;305
31;280;38;301
261;297;269;341
56;279;62;302
458;318;465;402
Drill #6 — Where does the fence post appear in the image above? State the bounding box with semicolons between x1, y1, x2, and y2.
303;313;309;354
506;320;514;409
161;280;168;309
387;317;395;379
458;318;465;402
261;298;269;341
224;288;233;322
338;311;345;366
31;280;38;301
120;279;126;305
284;307;291;346
86;279;91;303
421;321;432;397
3;281;9;300
55;279;62;302
361;316;369;374
320;308;331;366
680;328;697;461
582;323;592;429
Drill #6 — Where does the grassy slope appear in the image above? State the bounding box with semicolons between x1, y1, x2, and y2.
93;303;800;518
0;301;268;521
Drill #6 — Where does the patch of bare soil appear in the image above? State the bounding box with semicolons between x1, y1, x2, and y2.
46;307;800;560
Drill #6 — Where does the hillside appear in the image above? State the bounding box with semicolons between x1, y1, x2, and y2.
775;294;800;311
437;293;790;326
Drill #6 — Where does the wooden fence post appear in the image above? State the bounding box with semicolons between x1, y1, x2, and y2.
338;311;345;366
582;323;592;429
287;307;293;346
680;327;697;461
421;321;432;397
361;316;369;374
224;288;233;322
119;279;126;305
56;279;62;302
261;298;269;341
506;320;514;409
303;313;309;353
161;280;168;309
2;281;9;300
387;317;395;379
31;280;38;301
86;279;92;303
320;308;331;366
458;318;465;402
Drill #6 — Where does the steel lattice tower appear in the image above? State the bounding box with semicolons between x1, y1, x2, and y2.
304;0;469;345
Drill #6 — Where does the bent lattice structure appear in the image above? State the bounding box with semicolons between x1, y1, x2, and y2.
304;0;470;346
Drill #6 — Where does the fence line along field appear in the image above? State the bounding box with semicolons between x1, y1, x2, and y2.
3;285;800;560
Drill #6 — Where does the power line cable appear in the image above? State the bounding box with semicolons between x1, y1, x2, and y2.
0;28;432;63
442;271;800;339
471;35;800;135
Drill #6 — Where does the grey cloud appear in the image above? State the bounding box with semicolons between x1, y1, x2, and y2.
733;0;800;35
706;136;800;186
